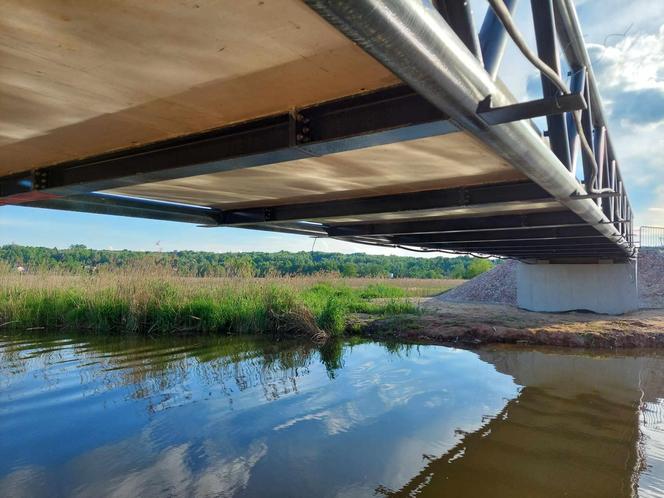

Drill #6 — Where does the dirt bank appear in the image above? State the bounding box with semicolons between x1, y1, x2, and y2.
361;300;664;348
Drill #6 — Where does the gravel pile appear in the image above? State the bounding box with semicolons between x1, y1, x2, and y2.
438;259;517;305
437;249;664;309
639;249;664;309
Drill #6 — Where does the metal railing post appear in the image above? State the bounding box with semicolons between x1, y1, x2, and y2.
566;68;586;176
530;0;571;170
593;126;606;209
580;81;596;192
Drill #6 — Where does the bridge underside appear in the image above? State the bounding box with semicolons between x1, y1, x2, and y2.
0;0;634;263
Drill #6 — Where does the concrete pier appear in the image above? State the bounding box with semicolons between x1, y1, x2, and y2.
516;261;638;315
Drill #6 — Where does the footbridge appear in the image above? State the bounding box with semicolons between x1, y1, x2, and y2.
0;0;638;312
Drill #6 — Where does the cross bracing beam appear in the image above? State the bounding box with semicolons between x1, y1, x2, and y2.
488;252;627;261
417;246;628;257
482;251;627;258
452;253;627;260
231;222;329;237
0;85;453;200
338;235;627;253
218;181;551;225
326;211;587;237
395;236;608;246
476;92;585;126
21;193;222;226
20;193;331;237
486;251;626;257
384;226;605;245
385;246;629;260
0;83;586;204
409;239;623;250
0;173;33;199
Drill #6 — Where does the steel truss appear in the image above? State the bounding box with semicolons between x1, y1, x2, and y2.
0;0;635;262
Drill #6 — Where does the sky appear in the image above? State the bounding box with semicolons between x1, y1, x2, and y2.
1;0;663;255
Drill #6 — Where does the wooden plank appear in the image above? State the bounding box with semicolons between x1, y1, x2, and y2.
0;0;399;175
111;132;526;208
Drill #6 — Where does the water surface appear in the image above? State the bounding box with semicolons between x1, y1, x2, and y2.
1;333;663;497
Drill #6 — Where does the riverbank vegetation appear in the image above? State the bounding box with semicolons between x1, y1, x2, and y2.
0;244;494;279
0;270;458;337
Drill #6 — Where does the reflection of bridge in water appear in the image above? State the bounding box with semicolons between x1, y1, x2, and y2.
2;335;664;496
378;347;664;498
0;0;640;312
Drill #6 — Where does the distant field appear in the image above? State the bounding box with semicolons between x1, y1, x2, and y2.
310;277;464;296
234;276;464;296
3;272;463;297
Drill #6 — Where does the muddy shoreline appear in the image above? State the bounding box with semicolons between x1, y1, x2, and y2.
359;299;664;348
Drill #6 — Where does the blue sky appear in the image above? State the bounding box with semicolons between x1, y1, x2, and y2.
1;0;662;254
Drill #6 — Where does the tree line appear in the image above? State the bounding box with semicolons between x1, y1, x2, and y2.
0;244;494;279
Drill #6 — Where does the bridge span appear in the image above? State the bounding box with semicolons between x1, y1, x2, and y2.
0;0;638;312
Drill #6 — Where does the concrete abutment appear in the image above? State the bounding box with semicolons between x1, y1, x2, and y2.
516;260;638;315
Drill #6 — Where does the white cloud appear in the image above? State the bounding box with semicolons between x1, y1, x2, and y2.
584;24;664;222
0;466;50;498
577;0;664;44
588;26;664;94
68;439;268;498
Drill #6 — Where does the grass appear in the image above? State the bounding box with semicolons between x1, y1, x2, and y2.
0;271;454;337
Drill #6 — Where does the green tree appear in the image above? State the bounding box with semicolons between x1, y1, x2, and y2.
464;258;493;279
0;245;495;279
341;263;358;277
223;255;255;277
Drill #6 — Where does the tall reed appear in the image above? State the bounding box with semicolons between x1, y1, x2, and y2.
0;269;420;336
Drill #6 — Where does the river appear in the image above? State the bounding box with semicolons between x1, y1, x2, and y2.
1;333;663;497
